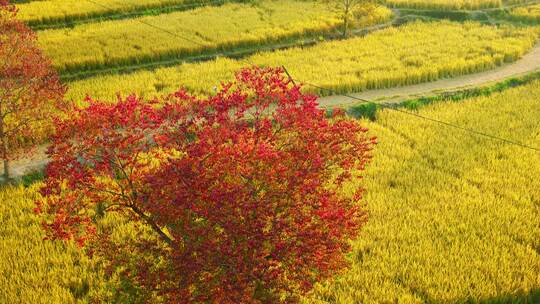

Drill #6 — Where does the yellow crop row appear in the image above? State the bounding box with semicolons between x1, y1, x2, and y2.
16;0;201;25
38;1;391;73
306;79;540;303
511;3;540;21
0;184;151;303
0;185;102;303
3;74;540;303
66;21;538;103
385;0;527;10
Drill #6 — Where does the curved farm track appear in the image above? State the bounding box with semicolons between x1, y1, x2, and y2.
4;43;540;181
318;43;540;107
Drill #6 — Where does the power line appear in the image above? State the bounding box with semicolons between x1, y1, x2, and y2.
83;0;302;61
33;0;232;31
290;73;540;153
84;0;213;49
85;0;540;153
82;0;271;70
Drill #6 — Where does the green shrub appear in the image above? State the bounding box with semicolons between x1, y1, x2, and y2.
348;102;378;121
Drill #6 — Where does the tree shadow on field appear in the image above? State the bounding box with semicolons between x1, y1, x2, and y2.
475;289;540;304
407;287;540;304
452;289;540;304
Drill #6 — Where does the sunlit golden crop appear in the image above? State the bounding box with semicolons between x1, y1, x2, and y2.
0;186;103;303
511;3;540;21
3;76;540;304
66;21;538;103
38;1;391;73
385;0;527;10
306;80;540;303
16;0;194;25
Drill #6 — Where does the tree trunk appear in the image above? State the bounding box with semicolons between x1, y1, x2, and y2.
3;158;9;181
0;115;9;181
343;5;350;37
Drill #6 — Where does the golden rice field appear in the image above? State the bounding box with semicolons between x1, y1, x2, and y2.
16;0;205;25
0;186;102;303
65;21;538;102
511;3;540;21
3;76;539;304
5;0;540;302
385;0;527;10
0;184;152;303
37;1;391;73
305;79;540;303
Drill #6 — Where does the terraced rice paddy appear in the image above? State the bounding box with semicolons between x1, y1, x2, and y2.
0;186;103;303
65;21;538;102
511;3;540;21
3;77;539;304
386;0;529;10
3;0;540;302
16;0;214;26
306;80;540;303
38;1;391;73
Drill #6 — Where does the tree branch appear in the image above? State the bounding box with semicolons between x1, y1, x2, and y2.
130;204;175;247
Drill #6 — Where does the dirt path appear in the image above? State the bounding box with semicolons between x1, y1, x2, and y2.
0;146;49;183
5;43;540;181
317;43;540;108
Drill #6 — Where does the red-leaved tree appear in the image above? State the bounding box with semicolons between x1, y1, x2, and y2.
36;67;376;303
0;0;65;180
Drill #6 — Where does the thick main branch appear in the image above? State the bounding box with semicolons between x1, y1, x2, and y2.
130;204;175;247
